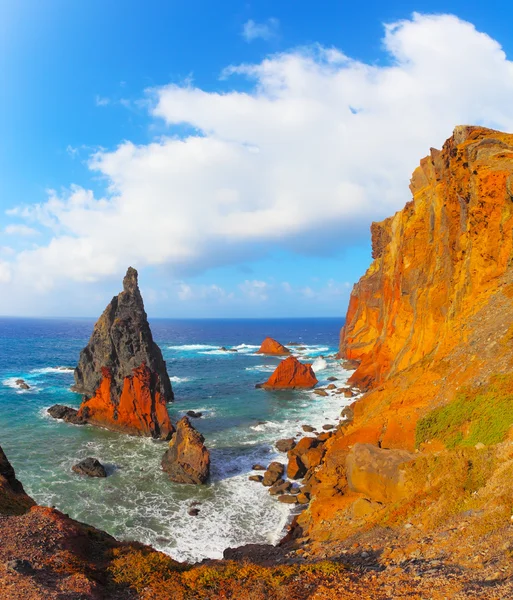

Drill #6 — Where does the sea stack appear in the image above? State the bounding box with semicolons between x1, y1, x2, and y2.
259;356;318;389
161;417;210;484
72;267;174;440
257;337;290;355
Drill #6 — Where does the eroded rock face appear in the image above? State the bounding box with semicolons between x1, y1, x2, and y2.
345;443;415;504
257;337;290;355
260;356;318;389
0;446;35;516
162;417;210;484
72;267;174;440
341;126;513;389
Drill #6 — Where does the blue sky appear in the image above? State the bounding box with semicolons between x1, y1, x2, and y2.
1;1;513;317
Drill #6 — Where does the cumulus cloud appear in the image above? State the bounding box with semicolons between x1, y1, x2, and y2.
3;224;39;236
4;13;513;296
242;18;280;42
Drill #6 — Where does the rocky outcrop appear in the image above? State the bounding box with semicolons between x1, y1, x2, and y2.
0;446;35;516
259;356;318;389
257;337;290;355
340;126;513;390
69;267;174;440
72;457;107;478
345;444;415;504
161;417;210;484
47;404;85;425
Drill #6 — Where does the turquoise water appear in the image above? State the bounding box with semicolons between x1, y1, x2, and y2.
0;317;354;562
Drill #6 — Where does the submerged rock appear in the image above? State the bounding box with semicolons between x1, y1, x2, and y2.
72;457;107;478
162;417;210;484
186;410;203;419
257;337;290;356
70;267;174;440
259;356;318;390
15;379;30;390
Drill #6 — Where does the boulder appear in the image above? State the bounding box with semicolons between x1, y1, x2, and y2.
327;376;338;381
302;425;315;433
252;464;266;471
275;438;296;453
345;443;415;504
287;454;307;480
278;495;298;504
269;480;292;495
72;458;107;478
186;410;202;419
322;424;334;430
249;475;263;482
301;446;325;470
47;405;86;425
161;417;210;484
15;379;30;390
262;462;284;486
260;356;318;390
327;384;337;390
70;267;174;440
314;389;328;397
257;337;290;356
188;508;200;516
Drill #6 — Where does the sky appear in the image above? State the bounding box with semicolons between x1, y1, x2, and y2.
2;1;513;318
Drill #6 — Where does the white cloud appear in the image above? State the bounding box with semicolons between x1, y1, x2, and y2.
242;18;280;42
239;279;269;301
0;261;11;283
95;95;110;106
177;282;233;302
3;224;38;236
4;13;513;297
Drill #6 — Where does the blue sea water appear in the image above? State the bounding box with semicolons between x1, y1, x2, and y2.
0;317;354;562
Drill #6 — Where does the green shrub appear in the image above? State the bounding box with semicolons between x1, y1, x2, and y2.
416;374;513;448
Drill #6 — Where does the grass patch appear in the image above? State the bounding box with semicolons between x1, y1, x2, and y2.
415;373;513;449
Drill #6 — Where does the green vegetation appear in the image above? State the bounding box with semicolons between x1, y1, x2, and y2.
415;374;513;449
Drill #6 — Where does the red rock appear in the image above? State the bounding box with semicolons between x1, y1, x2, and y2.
161;417;210;484
261;356;318;389
287;454;307;479
257;337;290;355
78;364;174;440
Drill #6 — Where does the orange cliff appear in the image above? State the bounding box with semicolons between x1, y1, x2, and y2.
260;356;318;389
294;126;513;547
341;125;513;391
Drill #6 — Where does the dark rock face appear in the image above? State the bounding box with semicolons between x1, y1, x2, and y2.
72;458;107;478
67;267;174;440
47;405;86;425
0;445;35;515
161;417;210;484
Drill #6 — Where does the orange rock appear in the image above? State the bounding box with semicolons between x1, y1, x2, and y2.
78;364;174;440
257;337;290;355
341;126;513;389
287;454;307;479
261;356;318;389
161;416;210;484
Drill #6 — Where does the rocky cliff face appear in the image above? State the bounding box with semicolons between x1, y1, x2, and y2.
75;267;174;439
295;126;513;549
0;445;35;516
341;126;513;389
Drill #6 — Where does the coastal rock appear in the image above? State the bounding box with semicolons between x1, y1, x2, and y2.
275;438;296;453
257;337;290;355
262;462;284;487
47;404;86;425
161;417;210;484
287;454;307;480
15;379;30;390
278;494;298;504
302;425;315;433
186;410;202;419
249;475;263;482
72;457;107;478
314;389;328;397
72;267;174;440
260;356;318;389
0;445;35;516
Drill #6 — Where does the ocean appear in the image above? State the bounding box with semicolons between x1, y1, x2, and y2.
0;316;354;562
